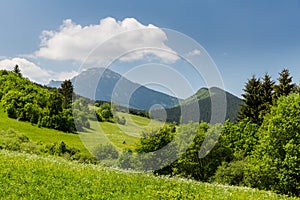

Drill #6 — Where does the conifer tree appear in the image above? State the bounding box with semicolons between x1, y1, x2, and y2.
259;73;275;118
296;84;300;94
13;64;21;75
238;76;263;124
274;68;296;99
59;80;73;109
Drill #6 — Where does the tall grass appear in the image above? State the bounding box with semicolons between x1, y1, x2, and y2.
0;108;88;154
78;111;164;152
0;150;298;200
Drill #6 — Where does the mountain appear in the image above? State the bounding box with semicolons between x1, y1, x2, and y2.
48;68;181;110
48;68;242;123
151;87;243;124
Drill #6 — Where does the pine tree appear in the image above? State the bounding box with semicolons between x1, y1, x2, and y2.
296;84;300;94
259;73;275;118
238;75;263;124
59;80;73;109
274;68;296;100
13;65;21;75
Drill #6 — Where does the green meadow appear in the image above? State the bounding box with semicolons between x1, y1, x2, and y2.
0;107;162;155
79;111;164;152
1;150;297;200
0;108;89;154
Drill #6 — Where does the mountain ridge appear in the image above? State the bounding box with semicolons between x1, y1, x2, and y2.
48;68;181;110
48;68;243;123
150;86;243;123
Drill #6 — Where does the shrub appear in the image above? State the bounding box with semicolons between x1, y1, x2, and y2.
118;149;137;169
115;115;126;125
212;159;246;186
93;143;119;160
135;125;175;153
96;103;114;122
71;153;98;164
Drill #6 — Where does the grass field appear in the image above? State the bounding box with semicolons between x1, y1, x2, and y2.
1;108;300;199
0;108;89;154
0;108;163;156
79;111;164;153
1;150;298;200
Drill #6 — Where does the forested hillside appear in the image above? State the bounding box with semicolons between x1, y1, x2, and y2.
151;87;243;123
0;69;90;133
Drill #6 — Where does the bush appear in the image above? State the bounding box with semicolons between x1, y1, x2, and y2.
135;125;175;153
115;115;126;125
118;149;137;169
41;141;80;157
212;159;246;186
71;153;98;164
93;143;119;160
96;103;114;122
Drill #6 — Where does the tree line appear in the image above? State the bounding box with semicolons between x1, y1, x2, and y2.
238;68;296;125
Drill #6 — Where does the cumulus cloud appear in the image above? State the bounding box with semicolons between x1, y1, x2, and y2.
0;58;52;83
186;49;201;57
35;17;179;64
54;70;79;81
0;58;78;84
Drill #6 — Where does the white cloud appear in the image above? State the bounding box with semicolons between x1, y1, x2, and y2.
0;58;51;83
35;17;178;64
186;49;201;57
54;70;79;81
0;58;78;84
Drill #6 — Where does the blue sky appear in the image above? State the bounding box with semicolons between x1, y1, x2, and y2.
0;0;300;98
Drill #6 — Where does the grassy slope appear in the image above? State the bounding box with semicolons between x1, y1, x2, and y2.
0;107;163;155
1;150;298;200
79;111;164;152
1;109;299;199
0;108;89;154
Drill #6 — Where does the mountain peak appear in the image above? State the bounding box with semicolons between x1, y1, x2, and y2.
151;86;243;124
49;67;181;110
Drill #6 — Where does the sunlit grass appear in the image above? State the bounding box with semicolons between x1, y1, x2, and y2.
79;111;164;152
0;107;163;156
0;108;89;154
0;150;297;200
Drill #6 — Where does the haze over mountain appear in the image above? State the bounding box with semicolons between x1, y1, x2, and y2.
151;87;243;123
48;68;243;123
48;68;181;110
